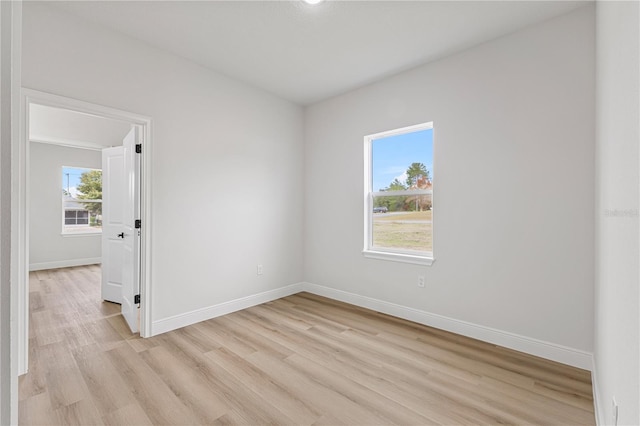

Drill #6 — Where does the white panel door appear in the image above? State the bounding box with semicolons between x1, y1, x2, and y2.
101;146;125;304
121;127;140;333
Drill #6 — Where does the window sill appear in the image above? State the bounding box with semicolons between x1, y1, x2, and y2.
61;232;101;238
363;249;434;266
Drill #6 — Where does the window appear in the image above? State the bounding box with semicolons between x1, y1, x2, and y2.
65;209;89;225
364;122;434;265
62;166;102;235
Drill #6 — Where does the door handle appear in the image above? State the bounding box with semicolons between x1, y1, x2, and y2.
117;232;125;239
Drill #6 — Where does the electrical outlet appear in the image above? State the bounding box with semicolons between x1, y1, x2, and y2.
257;264;263;275
612;397;618;426
418;276;425;288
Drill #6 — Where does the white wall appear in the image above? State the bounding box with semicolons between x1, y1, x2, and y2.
304;6;595;365
29;143;102;270
594;1;640;425
22;3;304;327
30;104;132;149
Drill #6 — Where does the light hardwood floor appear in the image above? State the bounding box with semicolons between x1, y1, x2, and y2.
19;265;595;425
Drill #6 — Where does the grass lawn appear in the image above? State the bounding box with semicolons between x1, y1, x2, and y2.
372;211;432;251
374;210;432;221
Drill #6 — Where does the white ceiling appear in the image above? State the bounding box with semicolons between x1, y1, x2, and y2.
30;104;132;149
50;0;589;106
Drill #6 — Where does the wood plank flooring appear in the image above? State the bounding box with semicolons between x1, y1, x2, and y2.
19;265;595;425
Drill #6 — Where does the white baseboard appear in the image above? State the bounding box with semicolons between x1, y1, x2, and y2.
29;257;101;271
302;282;594;370
151;282;305;336
149;279;592;371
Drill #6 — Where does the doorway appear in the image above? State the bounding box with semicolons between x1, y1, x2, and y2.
18;89;152;375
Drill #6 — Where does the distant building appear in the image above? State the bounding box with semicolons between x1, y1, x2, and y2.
63;194;90;226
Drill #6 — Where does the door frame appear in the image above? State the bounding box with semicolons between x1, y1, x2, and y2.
16;88;153;374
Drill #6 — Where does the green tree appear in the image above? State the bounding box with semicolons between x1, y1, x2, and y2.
76;170;103;221
375;179;409;212
387;178;407;191
405;162;429;187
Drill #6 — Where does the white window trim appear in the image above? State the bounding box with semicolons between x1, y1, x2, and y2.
61;231;101;238
61;166;103;235
363;122;434;266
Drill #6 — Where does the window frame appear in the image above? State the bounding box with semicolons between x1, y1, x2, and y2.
61;166;103;236
363;122;434;266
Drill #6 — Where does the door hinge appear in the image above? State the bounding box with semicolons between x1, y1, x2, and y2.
134;294;140;304
135;144;142;154
135;219;141;229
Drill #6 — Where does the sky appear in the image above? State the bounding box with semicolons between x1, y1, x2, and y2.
62;166;93;197
371;128;433;191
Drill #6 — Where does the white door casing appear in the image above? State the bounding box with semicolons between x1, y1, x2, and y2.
18;89;152;379
101;146;125;304
121;126;141;333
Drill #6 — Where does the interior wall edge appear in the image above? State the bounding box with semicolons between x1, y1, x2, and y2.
590;360;605;426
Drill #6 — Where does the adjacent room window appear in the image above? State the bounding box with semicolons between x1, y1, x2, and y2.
364;122;434;265
62;166;102;234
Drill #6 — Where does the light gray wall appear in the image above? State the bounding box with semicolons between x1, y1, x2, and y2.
594;1;640;424
22;2;304;323
29;143;102;270
30;104;131;149
304;6;595;354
